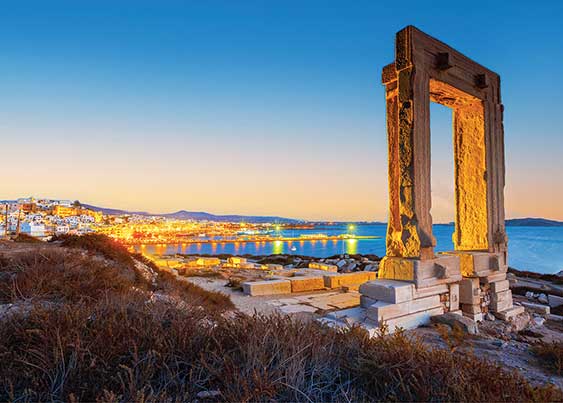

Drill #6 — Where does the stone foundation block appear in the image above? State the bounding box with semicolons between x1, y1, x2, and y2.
481;273;508;284
381;306;444;332
460;278;481;305
449;283;460;311
366;295;441;323
289;276;325;293
414;254;462;287
359;280;414;304
360;295;377;308
242;279;291;296
413;284;449;299
445;251;506;277
490;289;513;312
461;303;481;315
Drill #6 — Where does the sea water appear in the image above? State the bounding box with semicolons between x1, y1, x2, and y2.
135;224;563;274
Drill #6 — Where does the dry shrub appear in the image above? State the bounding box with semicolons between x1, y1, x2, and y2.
532;341;563;375
0;239;560;401
0;248;144;304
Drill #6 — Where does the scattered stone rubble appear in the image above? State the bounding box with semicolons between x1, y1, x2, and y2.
154;253;381;297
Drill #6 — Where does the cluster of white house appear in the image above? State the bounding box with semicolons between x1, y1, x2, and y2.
0;197;100;239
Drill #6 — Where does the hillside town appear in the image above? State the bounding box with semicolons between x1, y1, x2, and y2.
1;197;376;248
0;197;105;238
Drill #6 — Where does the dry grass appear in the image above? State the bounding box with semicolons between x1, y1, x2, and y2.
0;248;144;304
0;236;561;401
154;269;234;313
1;306;560;402
532;341;563;375
52;233;136;269
13;233;43;243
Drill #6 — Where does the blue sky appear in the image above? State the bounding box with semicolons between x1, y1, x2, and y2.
1;0;562;221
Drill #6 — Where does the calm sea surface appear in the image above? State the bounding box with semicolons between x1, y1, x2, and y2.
134;224;563;274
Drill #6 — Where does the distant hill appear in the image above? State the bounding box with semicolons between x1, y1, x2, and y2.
506;218;563;227
82;204;299;223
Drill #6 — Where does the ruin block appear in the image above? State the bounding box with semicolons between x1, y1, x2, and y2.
289;276;325;293
460;278;481;305
359;280;414;304
323;272;376;289
242;280;291;296
366;295;441;322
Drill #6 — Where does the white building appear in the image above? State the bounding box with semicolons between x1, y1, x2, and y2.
20;222;46;237
55;225;70;235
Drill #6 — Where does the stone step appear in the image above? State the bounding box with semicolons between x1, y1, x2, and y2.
493;305;525;321
359;279;415;304
363;306;444;335
366;294;441;323
325;307;367;325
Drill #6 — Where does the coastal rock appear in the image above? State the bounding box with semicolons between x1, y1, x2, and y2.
538;293;549;304
532;316;546;327
549;294;563;308
521;301;550;316
364;264;378;272
343;263;357;272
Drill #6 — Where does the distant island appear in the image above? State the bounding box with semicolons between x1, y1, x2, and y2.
83;204;563;226
83;204;300;223
505;217;563;227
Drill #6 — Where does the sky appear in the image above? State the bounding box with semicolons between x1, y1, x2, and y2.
1;0;562;222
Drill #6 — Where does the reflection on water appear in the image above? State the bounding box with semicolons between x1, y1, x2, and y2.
346;238;358;255
135;237;370;258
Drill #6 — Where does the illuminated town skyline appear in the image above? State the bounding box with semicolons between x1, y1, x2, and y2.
2;1;563;221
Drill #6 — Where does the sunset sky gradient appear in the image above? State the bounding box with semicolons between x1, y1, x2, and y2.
2;0;562;221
